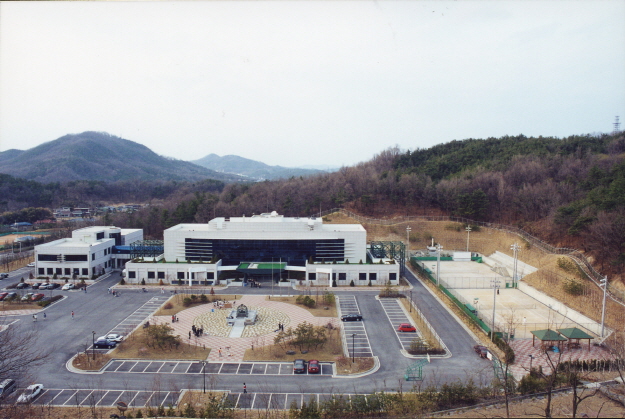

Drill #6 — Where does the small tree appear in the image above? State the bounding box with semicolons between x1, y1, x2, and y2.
141;278;146;286
349;280;355;287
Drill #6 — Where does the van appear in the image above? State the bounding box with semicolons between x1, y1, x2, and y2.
0;379;17;399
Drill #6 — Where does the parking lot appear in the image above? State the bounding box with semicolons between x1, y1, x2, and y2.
337;296;373;358
378;298;423;351
28;388;179;408
103;360;334;376
224;392;382;410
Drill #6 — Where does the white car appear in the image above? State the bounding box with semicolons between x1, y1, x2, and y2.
21;293;34;301
61;283;75;290
26;263;35;268
98;333;124;342
17;384;43;403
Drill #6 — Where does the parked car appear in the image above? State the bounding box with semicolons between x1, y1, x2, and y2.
0;379;17;400
45;283;59;290
16;283;30;289
397;323;417;332
31;294;45;302
0;292;8;301
21;293;34;301
26;263;35;268
16;384;43;403
473;345;489;359
307;360;320;374
38;284;49;290
61;283;75;290
341;313;363;322
99;334;124;342
93;338;117;349
0;273;9;279
293;359;306;374
5;292;17;300
31;283;42;289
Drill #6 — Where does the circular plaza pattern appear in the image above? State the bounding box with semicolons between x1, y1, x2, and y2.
192;305;291;338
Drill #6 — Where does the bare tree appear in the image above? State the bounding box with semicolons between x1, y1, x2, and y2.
0;319;52;382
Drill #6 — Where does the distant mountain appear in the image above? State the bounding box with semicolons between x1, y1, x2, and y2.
0;132;244;183
191;153;324;180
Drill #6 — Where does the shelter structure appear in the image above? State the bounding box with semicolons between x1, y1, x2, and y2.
531;329;567;352
557;327;593;352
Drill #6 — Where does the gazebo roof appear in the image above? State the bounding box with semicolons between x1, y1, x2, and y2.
531;329;567;341
557;327;593;340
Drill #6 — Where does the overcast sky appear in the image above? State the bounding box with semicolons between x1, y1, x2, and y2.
1;1;624;168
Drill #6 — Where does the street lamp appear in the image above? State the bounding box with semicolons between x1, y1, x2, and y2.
92;331;96;360
202;361;207;393
410;290;413;312
436;244;443;286
600;277;608;338
406;226;411;250
351;333;356;363
465;226;472;252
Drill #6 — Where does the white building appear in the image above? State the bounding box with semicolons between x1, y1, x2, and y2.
34;226;142;279
125;212;401;286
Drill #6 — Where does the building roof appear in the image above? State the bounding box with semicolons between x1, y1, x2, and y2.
557;328;593;340
531;329;567;341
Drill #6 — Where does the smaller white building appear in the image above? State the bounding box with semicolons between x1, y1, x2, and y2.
34;226;142;279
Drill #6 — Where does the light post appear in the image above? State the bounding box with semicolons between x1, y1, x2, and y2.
491;279;501;337
410;290;413;312
202;361;207;393
351;333;356;363
510;243;520;287
271;257;274;297
406;226;411;250
436;244;443;287
528;354;534;371
465;226;472;252
600;276;608;337
92;331;96;360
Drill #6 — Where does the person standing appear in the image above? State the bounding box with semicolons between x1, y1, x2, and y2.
219;348;222;357
243;383;247;393
71;311;74;319
43;312;46;320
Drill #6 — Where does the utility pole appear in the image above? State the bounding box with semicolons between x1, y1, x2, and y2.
465;226;472;252
510;243;520;287
491;279;501;336
600;276;608;337
436;244;443;287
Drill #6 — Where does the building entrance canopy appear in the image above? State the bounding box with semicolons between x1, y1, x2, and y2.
236;262;286;275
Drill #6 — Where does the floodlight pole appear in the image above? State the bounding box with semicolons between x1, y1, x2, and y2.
406;226;411;251
92;331;96;361
351;333;356;363
510;243;521;287
436;244;443;287
491;279;500;337
465;226;472;252
600;276;608;337
410;290;413;312
202;361;207;393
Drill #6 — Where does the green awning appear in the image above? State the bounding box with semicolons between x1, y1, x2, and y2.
557;328;593;340
531;329;567;341
237;262;286;275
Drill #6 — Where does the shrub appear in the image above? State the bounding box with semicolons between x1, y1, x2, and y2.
303;296;316;308
368;280;372;286
120;278;126;285
349;280;355;287
491;333;515;363
445;223;462;232
158;279;164;286
163;302;173;310
183;297;192;307
332;279;337;287
135;409;143;418
563;278;584;296
141;279;146;286
200;294;208;303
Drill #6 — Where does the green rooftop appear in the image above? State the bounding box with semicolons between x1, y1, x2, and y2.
531;329;567;341
557;327;593;340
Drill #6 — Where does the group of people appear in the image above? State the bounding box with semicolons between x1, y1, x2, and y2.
275;322;285;332
190;324;204;339
171;315;179;323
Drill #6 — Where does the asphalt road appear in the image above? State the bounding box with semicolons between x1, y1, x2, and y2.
1;267;494;403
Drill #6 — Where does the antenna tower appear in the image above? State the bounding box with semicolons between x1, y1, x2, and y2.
614;116;621;135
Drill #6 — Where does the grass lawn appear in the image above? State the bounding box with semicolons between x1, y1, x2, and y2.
265;296;337;317
0;302;41;311
154;294;239;317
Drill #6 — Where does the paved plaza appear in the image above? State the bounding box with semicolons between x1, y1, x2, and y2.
152;295;339;362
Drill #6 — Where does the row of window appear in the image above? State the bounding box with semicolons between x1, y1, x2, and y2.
126;271;215;280
39;267;90;276
308;272;397;281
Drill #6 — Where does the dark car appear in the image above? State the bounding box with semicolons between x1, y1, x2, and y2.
16;283;30;289
341;313;363;322
0;273;9;279
94;339;117;349
31;293;45;302
473;345;488;359
307;360;320;374
31;283;42;289
398;323;416;332
45;283;60;290
293;359;306;374
5;292;17;300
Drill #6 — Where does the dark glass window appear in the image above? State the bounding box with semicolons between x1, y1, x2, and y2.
109;233;121;246
338;273;346;281
82;268;88;276
47;268;53;275
128;271;136;279
390;273;397;281
55;268;62;275
332;273;336;281
186;239;345;265
96;232;105;240
66;255;88;262
177;272;185;279
65;268;71;275
359;273;366;281
38;268;44;275
206;272;214;279
157;271;165;279
38;254;58;261
308;273;316;280
147;271;155;279
369;273;377;281
92;254;95;260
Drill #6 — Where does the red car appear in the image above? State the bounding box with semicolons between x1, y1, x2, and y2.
398;323;416;332
0;292;8;301
307;360;320;374
31;293;45;302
